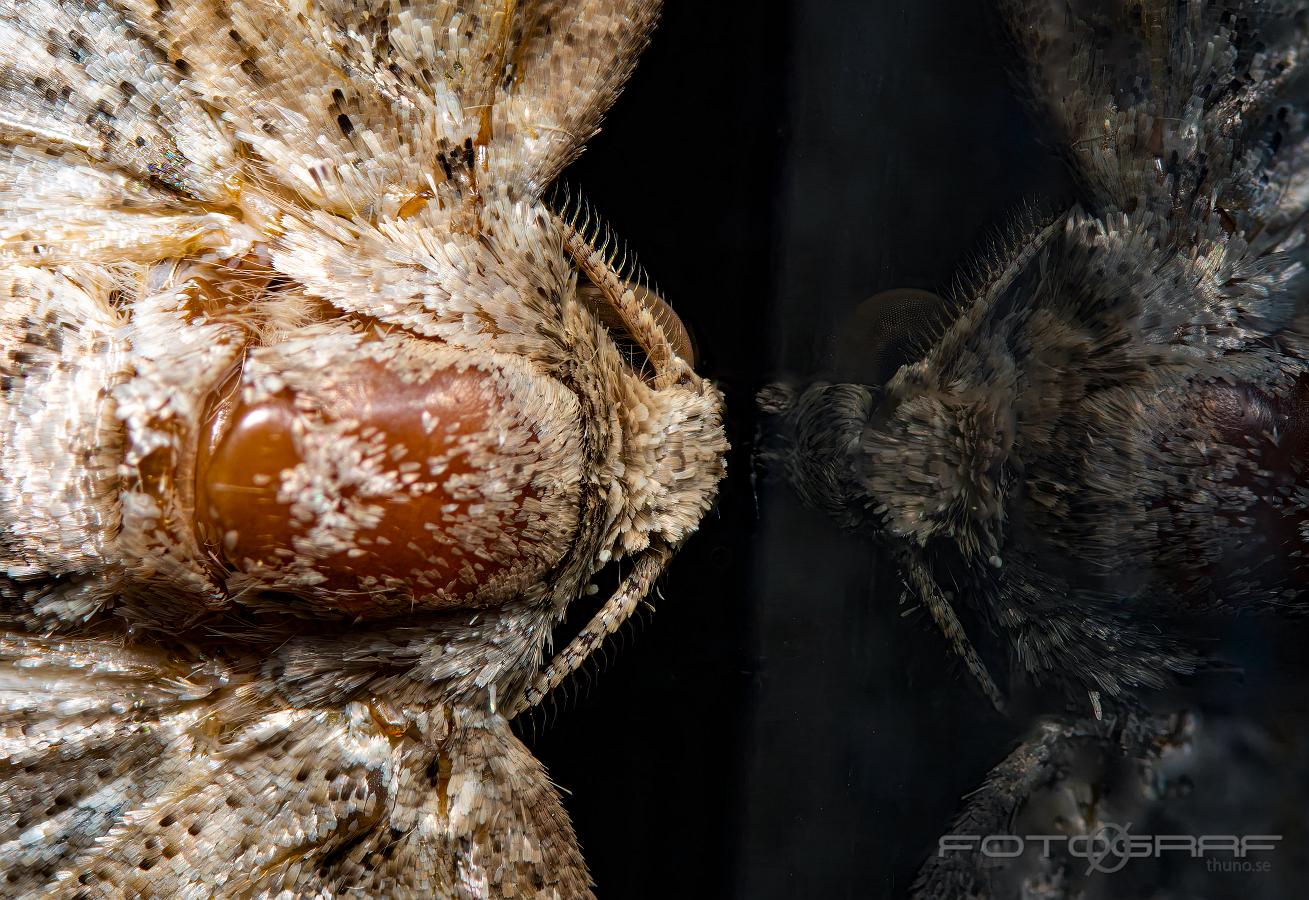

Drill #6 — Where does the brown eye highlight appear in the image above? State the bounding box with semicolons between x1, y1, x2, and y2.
633;284;695;368
551;199;699;390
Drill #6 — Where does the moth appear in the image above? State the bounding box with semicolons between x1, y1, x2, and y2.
0;0;727;896
761;0;1309;712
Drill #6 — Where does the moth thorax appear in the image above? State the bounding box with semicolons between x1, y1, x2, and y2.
194;342;584;617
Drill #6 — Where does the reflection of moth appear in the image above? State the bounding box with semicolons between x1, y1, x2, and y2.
911;712;1190;899
0;0;726;895
912;704;1308;900
763;0;1309;712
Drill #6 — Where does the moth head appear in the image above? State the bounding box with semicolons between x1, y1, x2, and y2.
758;288;1013;710
182;192;725;629
554;200;728;558
760;285;1014;561
880;293;1017;561
759;288;959;532
98;0;718;699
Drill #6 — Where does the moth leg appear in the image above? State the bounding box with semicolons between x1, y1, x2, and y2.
908;557;1006;712
509;542;671;718
911;718;1076;900
911;712;1186;900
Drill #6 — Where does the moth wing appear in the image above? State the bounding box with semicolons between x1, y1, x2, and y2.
0;147;253;267
2;637;591;898
4;0;660;229
301;706;596;899
70;0;662;211
0;0;238;200
492;0;662;192
0;0;252;265
0;635;238;891
1003;0;1309;355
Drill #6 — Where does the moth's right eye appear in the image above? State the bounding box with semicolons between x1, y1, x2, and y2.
834;288;949;384
577;279;696;371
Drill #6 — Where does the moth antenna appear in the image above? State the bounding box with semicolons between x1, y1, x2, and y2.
549;181;567;223
553;209;687;389
549;597;648;724
577;197;592;241
562;184;581;229
907;556;1006;713
614;615;630;655
508;542;672;718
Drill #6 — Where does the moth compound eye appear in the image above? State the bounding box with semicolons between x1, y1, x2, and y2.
640;287;695;367
577;279;697;369
835;288;950;384
194;337;585;616
1201;377;1309;478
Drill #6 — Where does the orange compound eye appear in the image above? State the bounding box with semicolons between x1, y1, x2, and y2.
195;340;585;617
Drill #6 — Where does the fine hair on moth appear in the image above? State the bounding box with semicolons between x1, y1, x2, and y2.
0;0;726;896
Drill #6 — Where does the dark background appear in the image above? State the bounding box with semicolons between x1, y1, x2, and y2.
524;3;1073;898
519;3;1309;899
